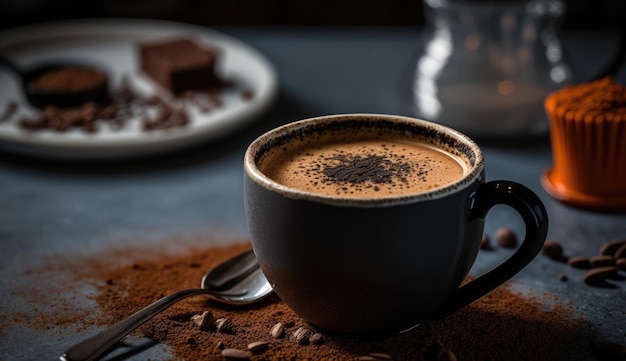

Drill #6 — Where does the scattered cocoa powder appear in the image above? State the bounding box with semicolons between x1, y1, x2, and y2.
3;74;251;133
17;76;201;132
1;235;600;361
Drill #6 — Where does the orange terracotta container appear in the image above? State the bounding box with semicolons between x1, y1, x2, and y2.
541;78;626;211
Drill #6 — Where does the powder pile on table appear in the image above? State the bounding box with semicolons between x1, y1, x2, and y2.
3;237;598;360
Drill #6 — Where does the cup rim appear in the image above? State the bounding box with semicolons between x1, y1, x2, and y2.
244;113;484;206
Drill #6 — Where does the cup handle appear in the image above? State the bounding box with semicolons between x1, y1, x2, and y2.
435;180;549;319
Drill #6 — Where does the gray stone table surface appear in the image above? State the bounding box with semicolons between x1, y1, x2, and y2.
0;26;624;360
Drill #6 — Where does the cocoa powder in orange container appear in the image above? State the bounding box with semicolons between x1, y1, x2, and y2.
542;77;626;211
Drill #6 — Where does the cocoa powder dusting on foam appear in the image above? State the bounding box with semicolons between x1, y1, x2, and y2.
321;153;416;190
1;236;598;361
265;139;465;198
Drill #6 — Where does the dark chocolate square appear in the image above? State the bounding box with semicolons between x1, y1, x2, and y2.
139;38;218;94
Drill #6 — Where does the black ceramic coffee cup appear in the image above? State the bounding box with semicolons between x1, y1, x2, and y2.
244;114;548;335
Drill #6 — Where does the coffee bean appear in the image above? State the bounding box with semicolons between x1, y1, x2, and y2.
583;266;618;285
221;348;250;360
293;327;312;345
215;317;234;333
590;255;615;268
558;274;568;282
614;244;626;259
247;341;269;354
617;258;626;271
191;310;214;331
270;322;285;339
495;228;517;248
309;332;324;345
567;256;591;269
542;240;564;259
599;239;626;256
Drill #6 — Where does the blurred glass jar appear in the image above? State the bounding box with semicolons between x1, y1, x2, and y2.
410;0;578;139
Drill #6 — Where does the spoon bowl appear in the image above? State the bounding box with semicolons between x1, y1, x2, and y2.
203;267;273;305
60;249;272;361
0;55;109;109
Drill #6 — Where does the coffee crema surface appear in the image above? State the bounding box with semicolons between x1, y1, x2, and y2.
259;133;468;198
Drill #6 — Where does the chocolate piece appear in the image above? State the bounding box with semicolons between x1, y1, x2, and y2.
139;38;220;94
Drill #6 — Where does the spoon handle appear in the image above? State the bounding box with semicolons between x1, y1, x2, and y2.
60;288;210;361
0;54;24;81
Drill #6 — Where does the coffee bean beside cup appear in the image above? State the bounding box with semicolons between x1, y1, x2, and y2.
244;114;548;336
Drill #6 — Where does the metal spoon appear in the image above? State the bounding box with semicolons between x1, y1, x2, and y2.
0;54;109;109
60;250;272;361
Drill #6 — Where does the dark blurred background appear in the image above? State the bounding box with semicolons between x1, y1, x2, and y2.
0;0;624;31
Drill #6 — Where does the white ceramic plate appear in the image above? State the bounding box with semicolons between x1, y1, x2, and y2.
0;18;278;159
